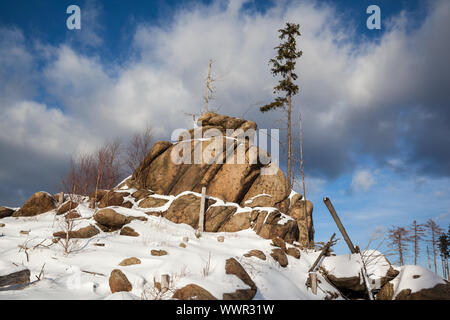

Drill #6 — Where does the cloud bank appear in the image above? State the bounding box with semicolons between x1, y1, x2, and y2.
0;0;449;205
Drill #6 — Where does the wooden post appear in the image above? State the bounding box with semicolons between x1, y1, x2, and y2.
58;192;64;206
161;274;170;294
198;187;206;233
323;197;357;254
308;233;336;273
308;272;318;295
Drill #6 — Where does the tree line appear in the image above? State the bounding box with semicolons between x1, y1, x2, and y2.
388;220;449;279
61;126;153;196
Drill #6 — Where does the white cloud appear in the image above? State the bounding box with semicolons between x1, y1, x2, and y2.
352;170;376;192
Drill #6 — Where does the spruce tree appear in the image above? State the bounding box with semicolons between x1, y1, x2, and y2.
260;22;302;188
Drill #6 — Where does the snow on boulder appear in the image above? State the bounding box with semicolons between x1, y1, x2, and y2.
322;251;398;297
378;265;450;300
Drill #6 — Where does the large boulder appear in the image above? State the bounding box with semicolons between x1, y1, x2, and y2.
251;209;299;243
13;192;56;217
138;197;169;208
98;191;132;208
204;205;237;232
164;194;202;229
242;164;290;211
0;207;15;219
288;195;314;247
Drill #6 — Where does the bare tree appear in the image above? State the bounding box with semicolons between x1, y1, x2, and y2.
125;126;153;174
424;219;444;273
61;139;124;196
409;220;425;265
387;226;411;266
204;59;215;113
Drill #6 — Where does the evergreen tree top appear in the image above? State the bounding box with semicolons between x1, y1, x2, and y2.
260;22;302;113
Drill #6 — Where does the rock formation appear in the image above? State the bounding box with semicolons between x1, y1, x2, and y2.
128;112;314;246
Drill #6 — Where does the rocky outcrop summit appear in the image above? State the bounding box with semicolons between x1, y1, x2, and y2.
128;112;314;246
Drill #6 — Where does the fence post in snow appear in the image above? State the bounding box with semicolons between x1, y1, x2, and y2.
58;192;64;206
309;273;318;295
196;187;206;237
161;274;170;293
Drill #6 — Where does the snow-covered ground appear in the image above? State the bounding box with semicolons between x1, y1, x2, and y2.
0;199;343;300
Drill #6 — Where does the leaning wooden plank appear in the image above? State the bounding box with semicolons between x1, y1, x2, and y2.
0;269;30;288
323;197;357;254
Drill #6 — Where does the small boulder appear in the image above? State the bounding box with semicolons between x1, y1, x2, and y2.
94;208;128;230
65;210;81;220
244;250;266;261
217;236;225;242
172;284;217;300
109;269;132;293
151;250;168;256
120;226;139;237
13;192;56;217
53;225;100;239
119;257;141;266
270;248;288;267
98;191;130;208
286;247;301;259
271;237;287;252
223;258;257;300
57;201;78;215
179;243;187;248
0;269;30;288
132;190;154;201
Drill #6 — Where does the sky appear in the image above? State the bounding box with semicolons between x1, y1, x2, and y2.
0;0;449;273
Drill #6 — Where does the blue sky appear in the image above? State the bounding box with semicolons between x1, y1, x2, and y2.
0;0;449;274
